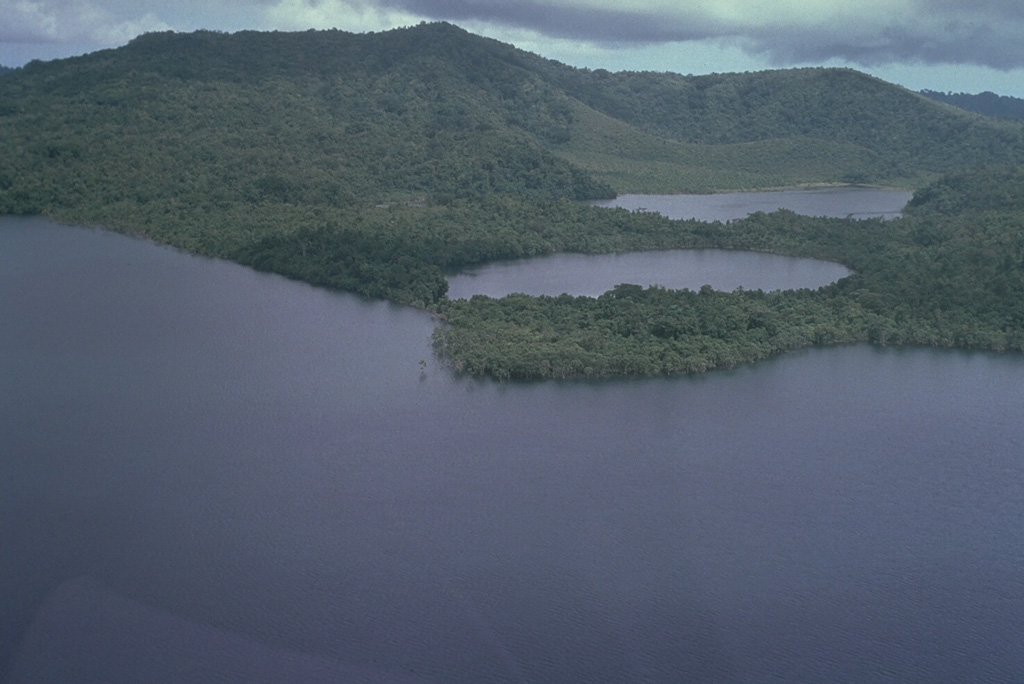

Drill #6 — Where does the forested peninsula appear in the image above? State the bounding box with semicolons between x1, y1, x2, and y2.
2;23;1022;379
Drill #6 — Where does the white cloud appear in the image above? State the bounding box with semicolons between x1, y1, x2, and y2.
0;0;170;45
261;0;420;33
2;0;63;41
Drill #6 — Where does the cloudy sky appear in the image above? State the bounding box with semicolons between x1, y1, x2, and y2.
2;0;1023;96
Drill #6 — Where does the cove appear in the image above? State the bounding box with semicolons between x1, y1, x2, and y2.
3;216;1023;683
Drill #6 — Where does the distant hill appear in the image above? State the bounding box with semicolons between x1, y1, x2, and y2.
542;65;1024;188
905;165;1024;215
3;23;1023;212
919;89;1024;121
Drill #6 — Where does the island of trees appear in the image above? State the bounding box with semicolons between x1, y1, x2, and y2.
2;23;1022;379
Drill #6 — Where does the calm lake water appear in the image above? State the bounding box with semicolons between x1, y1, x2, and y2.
591;187;914;221
447;250;851;299
2;213;1023;683
449;187;906;298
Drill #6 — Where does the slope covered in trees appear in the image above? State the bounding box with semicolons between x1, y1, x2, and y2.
3;22;1024;210
0;24;613;218
543;65;1024;189
919;90;1024;121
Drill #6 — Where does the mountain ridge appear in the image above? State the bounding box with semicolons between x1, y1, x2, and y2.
4;22;1023;203
918;89;1024;121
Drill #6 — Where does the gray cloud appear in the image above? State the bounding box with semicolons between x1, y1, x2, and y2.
389;0;726;43
2;0;1022;76
741;14;1024;69
0;0;170;46
371;0;1024;70
0;0;258;45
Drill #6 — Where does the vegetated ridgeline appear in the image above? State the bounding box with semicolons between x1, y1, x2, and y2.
918;89;1024;121
1;23;1022;378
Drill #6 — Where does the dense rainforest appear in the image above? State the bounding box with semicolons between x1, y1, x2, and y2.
1;23;1022;379
4;22;1024;205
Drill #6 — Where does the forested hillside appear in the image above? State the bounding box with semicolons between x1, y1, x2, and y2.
0;24;614;217
1;24;1022;378
552;66;1024;189
919;90;1024;121
3;22;1024;209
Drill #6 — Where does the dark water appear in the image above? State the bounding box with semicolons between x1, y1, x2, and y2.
2;216;1023;683
447;250;851;299
591;187;914;221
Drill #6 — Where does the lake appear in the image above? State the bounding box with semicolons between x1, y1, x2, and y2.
2;210;1022;683
449;187;908;298
591;187;914;221
447;250;851;299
